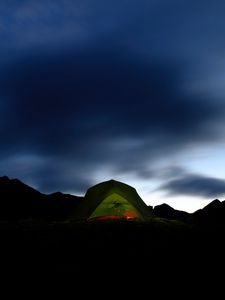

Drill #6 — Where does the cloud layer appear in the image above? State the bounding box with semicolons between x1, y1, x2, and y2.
1;48;224;192
0;0;225;198
160;173;225;198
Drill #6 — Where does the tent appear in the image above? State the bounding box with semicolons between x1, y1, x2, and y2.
71;180;153;221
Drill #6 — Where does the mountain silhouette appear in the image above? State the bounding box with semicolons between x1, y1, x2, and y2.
0;176;41;219
153;203;189;220
0;176;82;220
190;199;225;226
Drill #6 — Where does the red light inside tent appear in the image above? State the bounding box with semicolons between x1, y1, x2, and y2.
88;211;140;221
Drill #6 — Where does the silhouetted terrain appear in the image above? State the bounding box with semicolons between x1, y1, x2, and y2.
0;176;82;220
190;199;225;226
0;176;225;281
153;203;189;220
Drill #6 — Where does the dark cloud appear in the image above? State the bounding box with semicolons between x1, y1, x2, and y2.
0;48;224;192
1;48;222;149
160;173;225;198
0;1;225;194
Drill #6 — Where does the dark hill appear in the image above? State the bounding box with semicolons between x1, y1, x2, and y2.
0;176;82;220
42;191;83;220
153;203;189;220
0;176;42;219
190;199;225;226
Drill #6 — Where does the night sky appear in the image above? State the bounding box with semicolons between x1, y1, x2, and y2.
1;0;225;212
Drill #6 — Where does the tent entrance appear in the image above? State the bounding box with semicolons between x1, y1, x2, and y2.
89;193;142;220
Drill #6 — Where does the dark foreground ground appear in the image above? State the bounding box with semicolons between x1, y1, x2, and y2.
1;177;224;292
1;218;224;280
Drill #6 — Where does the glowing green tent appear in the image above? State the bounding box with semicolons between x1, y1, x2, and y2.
71;180;153;221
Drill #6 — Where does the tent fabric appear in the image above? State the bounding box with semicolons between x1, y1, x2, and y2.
71;180;153;220
89;193;142;219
